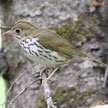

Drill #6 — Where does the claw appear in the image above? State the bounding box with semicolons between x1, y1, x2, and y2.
40;66;49;77
41;66;59;87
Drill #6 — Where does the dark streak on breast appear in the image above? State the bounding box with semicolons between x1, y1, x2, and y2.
29;49;33;55
32;50;38;56
29;43;34;46
43;55;52;60
23;39;29;44
37;49;43;53
51;55;58;59
39;53;43;56
55;60;64;63
34;42;44;50
34;41;51;54
44;50;51;54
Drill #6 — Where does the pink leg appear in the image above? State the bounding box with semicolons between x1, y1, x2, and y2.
40;66;49;77
42;66;59;86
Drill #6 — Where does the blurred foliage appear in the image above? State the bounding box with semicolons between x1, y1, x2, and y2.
0;76;6;108
0;22;5;108
35;94;46;108
0;26;2;50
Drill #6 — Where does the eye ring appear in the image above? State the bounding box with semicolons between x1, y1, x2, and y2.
15;28;21;34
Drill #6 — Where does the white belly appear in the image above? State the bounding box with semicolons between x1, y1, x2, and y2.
19;38;67;67
23;51;62;67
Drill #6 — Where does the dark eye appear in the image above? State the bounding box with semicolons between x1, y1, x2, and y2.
15;28;21;33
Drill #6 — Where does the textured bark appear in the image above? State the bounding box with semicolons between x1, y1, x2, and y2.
0;0;108;108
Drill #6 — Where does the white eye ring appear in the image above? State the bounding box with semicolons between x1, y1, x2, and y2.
15;28;21;34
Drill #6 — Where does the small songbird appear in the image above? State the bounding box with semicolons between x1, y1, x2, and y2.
3;21;106;82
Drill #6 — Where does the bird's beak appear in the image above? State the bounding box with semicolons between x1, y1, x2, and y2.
3;30;14;36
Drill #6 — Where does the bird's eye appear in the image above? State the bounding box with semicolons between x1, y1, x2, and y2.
15;28;21;33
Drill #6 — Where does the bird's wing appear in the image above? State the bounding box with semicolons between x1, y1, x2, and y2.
35;29;106;66
35;29;86;59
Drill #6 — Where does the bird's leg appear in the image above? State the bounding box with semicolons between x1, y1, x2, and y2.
40;66;49;77
42;66;59;86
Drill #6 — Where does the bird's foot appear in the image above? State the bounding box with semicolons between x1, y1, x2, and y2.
41;66;59;86
40;66;49;77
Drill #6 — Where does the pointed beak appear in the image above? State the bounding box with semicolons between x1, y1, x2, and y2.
3;30;14;36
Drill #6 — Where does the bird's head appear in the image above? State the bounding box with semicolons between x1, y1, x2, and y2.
3;21;37;40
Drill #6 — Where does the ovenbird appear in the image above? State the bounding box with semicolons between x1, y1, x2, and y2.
3;21;106;81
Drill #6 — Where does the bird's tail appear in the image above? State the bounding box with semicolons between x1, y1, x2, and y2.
77;50;106;66
87;55;106;66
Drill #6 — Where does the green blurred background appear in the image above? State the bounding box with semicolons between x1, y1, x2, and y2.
0;76;5;108
0;27;6;108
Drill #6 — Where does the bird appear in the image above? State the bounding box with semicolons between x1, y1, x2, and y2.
3;21;106;83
